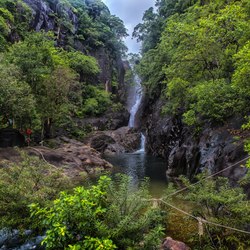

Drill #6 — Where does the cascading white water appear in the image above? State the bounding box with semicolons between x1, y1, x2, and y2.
128;75;145;153
128;75;143;128
135;133;145;153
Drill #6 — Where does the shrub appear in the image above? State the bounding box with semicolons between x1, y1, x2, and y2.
178;174;250;249
82;85;112;116
0;151;71;230
30;175;165;250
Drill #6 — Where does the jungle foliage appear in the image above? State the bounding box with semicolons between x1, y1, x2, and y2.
135;0;250;126
133;3;250;245
0;0;127;138
0;154;250;249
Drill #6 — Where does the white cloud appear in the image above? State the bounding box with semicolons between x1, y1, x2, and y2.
103;0;155;53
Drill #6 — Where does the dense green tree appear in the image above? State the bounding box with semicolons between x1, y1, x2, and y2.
0;61;38;129
0;0;128;137
8;32;67;88
133;7;162;53
133;0;199;53
61;0;128;56
81;85;112;116
6;32;74;136
38;66;78;137
0;6;13;51
183;79;238;125
67;51;100;82
137;0;250;126
232;41;250;106
5;31;107;136
0;0;32;43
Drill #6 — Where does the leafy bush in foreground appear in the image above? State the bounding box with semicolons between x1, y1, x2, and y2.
31;175;165;250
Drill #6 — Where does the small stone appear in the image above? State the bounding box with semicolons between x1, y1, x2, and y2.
161;237;190;250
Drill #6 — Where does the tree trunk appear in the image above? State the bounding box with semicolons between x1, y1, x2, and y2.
44;118;53;138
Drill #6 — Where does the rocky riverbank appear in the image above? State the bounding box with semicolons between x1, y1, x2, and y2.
0;125;144;178
0;137;113;178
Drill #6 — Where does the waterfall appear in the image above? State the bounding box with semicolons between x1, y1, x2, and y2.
128;75;145;153
128;75;143;128
135;133;145;153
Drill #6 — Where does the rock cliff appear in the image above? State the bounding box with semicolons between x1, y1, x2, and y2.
21;0;127;99
142;97;248;181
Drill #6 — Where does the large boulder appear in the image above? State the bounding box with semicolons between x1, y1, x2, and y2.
84;127;141;154
28;143;113;177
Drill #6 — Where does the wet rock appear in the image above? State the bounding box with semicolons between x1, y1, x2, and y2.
0;229;44;250
161;237;190;250
105;127;141;153
84;127;141;154
15;236;45;250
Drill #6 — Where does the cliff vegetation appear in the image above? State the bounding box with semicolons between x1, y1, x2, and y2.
135;0;250;127
0;0;128;139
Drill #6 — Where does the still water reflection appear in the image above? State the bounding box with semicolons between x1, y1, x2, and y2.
104;152;168;197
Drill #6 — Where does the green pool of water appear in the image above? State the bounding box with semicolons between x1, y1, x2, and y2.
104;152;168;197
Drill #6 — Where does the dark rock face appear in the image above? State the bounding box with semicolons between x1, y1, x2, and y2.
0;129;25;148
23;0;56;31
23;0;78;46
143;98;248;180
116;59;127;103
89;49;128;100
161;237;190;250
91;48;113;91
84;127;141;154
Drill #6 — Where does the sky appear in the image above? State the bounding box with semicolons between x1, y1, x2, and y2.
103;0;155;53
